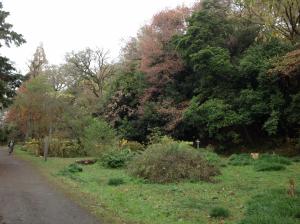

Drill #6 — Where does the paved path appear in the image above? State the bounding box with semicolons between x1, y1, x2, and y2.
0;147;100;224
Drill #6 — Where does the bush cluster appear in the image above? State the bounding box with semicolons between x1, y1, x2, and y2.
24;138;85;158
102;149;135;168
128;138;220;183
120;140;144;152
48;138;86;158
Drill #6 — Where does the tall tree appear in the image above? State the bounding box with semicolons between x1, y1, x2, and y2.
0;2;25;108
26;43;48;79
236;0;300;43
66;48;115;98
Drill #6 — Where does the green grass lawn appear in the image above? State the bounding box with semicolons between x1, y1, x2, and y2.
15;149;300;224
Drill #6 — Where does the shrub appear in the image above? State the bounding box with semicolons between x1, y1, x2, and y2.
25;138;86;158
102;149;135;168
259;154;291;165
108;178;125;186
83;118;117;157
128;139;220;183
199;149;221;166
120;140;144;152
228;154;253;166
254;162;286;171
209;207;230;218
25;139;41;156
48;138;86;158
58;163;83;177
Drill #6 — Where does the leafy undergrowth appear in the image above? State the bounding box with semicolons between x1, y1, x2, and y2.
16;149;300;224
57;163;84;181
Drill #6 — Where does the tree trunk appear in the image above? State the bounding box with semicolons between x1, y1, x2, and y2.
43;126;52;161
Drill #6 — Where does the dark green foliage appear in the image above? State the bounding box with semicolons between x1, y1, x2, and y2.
0;3;25;108
228;154;252;166
102;149;135;168
94;0;300;151
209;207;230;218
199;149;222;166
104;72;146;141
292;157;300;163
128;138;220;183
184;99;241;146
108;178;125;186
254;163;286;172
239;190;300;224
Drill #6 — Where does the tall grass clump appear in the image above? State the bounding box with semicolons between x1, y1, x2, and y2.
128;137;220;183
209;207;230;218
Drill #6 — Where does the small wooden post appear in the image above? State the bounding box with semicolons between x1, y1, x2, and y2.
196;139;200;149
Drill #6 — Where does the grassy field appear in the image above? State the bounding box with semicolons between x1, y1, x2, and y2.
15;149;300;224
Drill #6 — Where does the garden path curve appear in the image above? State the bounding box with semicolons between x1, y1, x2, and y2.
0;147;100;224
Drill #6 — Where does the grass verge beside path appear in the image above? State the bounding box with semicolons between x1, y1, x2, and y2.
15;149;300;224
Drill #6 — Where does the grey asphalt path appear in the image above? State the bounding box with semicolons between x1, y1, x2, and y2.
0;147;100;224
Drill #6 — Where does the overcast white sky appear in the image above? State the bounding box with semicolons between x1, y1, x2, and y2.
2;0;196;73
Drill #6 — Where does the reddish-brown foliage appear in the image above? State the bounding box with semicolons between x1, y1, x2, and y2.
139;6;190;80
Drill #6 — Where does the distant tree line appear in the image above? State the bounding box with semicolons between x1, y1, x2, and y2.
3;0;300;152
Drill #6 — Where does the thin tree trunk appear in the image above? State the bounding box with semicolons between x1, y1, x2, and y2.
44;125;52;161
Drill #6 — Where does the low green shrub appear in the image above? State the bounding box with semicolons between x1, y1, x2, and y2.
57;163;83;181
254;162;286;171
228;153;252;166
199;149;222;166
209;207;230;218
259;154;291;165
128;139;220;183
102;149;135;168
239;189;300;224
108;178;125;186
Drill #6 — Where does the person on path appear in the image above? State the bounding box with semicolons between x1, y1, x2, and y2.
8;140;15;155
